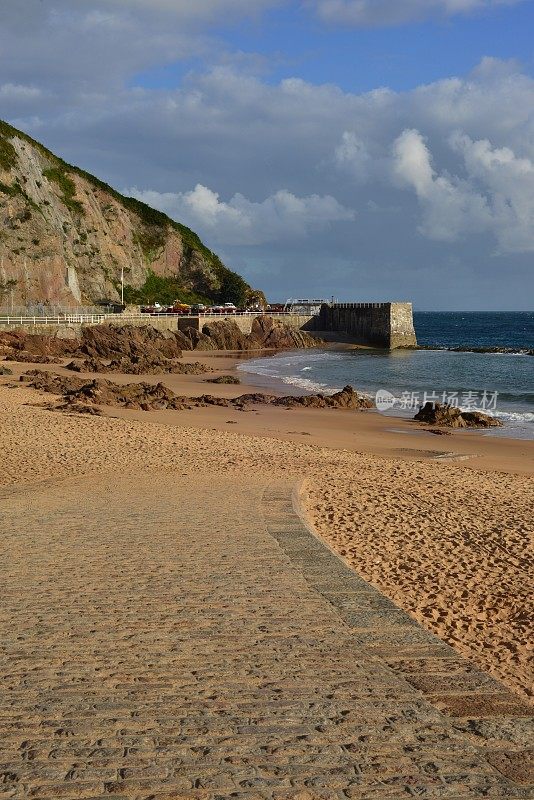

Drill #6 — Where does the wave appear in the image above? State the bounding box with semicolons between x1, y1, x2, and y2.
490;409;534;424
279;375;330;393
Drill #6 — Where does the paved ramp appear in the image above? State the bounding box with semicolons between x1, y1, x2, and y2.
0;474;532;799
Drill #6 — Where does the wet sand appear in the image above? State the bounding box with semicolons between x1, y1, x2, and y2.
0;350;532;702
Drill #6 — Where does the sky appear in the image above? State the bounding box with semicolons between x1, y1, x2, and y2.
1;0;534;309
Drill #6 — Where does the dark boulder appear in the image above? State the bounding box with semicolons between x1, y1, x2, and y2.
207;375;241;384
414;402;502;428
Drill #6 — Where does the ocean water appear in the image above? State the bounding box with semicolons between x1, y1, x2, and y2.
238;312;534;440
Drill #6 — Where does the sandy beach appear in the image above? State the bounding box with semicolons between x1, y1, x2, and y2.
1;349;533;704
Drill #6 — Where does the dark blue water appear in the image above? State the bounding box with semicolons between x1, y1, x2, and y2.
415;311;534;351
238;312;534;439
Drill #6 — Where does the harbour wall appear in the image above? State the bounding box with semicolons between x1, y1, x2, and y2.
318;303;417;349
0;305;417;349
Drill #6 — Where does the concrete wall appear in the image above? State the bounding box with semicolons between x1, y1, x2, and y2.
318;303;417;349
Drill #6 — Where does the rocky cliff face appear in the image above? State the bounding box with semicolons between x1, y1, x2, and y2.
0;120;253;307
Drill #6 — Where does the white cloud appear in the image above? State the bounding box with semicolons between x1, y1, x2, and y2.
392;129;491;241
310;0;523;26
334;132;371;182
0;84;42;100
391;128;534;253
451;133;534;252
127;184;356;246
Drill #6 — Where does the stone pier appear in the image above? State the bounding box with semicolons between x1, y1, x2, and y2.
319;302;417;349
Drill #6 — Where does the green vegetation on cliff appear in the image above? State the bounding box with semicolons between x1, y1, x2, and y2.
43;167;85;215
0;121;19;171
122;272;211;306
0;118;258;306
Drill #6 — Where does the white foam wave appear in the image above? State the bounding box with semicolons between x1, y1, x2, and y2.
280;375;330;392
491;409;534;423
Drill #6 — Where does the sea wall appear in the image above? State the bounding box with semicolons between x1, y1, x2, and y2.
318;303;417;349
0;308;416;348
0;314;316;338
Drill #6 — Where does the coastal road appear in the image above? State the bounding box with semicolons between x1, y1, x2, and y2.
0;473;532;799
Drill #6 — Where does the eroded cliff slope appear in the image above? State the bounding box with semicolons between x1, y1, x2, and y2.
0;120;253;307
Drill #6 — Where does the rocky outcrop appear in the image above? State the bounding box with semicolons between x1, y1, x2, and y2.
65;357;211;376
414;402;502;428
0;323;191;374
1;318;320;369
250;316;318;350
0;329;76;359
245;385;373;410
193;317;319;351
200;320;254;351
20;370;372;414
79;324;184;360
0;119;254;306
206;375;241;384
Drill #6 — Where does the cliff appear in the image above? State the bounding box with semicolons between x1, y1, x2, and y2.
0;120;256;307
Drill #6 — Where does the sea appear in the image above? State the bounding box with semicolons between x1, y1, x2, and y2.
237;312;534;440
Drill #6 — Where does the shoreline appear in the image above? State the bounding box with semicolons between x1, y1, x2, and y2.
235;345;534;442
1;349;533;702
2;348;533;474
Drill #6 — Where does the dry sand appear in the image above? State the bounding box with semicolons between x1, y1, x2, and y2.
1;351;533;703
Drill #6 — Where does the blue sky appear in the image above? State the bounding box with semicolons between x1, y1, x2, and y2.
134;2;534;93
1;0;534;309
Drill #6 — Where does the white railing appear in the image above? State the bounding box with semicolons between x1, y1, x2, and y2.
0;311;317;327
134;311;312;318
0;314;110;325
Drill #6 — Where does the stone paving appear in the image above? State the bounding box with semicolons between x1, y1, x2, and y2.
0;473;532;799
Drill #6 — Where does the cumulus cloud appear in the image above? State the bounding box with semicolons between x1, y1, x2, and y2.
391;128;534;253
127;184;356;246
451;133;534;252
392;129;491;241
310;0;523;26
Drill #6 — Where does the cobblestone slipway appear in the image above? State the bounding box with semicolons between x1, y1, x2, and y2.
0;474;532;799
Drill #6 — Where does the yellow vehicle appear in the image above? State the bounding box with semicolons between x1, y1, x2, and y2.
171;302;191;314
